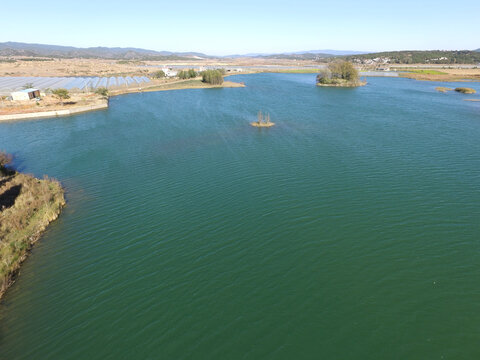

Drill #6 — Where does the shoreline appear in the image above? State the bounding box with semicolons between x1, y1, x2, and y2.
0;79;244;122
0;166;65;300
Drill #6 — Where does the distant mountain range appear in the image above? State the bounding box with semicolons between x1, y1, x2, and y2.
0;42;210;60
0;42;368;60
1;42;479;61
226;50;368;58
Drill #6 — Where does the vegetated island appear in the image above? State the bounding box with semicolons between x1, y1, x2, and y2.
454;87;476;94
0;152;65;299
251;111;275;127
316;61;366;87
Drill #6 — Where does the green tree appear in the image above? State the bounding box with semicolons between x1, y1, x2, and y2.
188;69;197;78
51;88;70;105
201;70;223;85
152;70;166;79
95;87;109;98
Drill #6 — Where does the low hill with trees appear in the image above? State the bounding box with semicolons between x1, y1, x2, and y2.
344;50;480;64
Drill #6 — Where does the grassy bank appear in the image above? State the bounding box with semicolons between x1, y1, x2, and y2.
399;69;480;82
110;78;244;96
0;157;65;299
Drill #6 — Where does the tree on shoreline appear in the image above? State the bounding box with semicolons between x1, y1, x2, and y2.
202;70;223;85
51;88;70;105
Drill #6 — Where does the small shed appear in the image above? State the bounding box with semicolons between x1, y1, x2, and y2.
11;88;41;101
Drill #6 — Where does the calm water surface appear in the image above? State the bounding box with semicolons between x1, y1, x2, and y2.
0;74;479;359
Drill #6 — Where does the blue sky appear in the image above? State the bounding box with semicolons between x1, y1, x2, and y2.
2;0;479;55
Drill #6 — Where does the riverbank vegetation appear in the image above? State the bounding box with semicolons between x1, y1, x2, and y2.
178;69;197;79
345;50;480;64
202;70;224;85
316;61;366;87
0;92;107;116
0;152;65;299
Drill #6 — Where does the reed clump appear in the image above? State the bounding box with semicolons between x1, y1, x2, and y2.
0;152;65;299
251;111;275;127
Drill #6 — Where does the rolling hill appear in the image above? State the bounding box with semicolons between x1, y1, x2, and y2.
0;42;209;60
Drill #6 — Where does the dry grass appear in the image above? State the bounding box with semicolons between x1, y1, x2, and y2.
0;167;65;299
109;78;244;96
0;93;106;115
400;68;480;82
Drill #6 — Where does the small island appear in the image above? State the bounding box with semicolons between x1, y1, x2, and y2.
316;61;366;87
251;111;275;127
0;152;65;299
436;86;453;93
454;87;476;94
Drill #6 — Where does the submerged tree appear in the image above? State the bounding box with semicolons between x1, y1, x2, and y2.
257;111;263;123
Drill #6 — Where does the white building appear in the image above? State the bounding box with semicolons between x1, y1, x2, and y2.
11;88;41;101
162;67;178;77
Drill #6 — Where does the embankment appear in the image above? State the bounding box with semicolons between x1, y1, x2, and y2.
0;102;108;122
0;163;65;300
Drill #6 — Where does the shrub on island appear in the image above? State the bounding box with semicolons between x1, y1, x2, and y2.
455;87;476;94
317;61;365;87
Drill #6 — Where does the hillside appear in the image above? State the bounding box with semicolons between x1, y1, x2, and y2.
344;50;480;64
0;42;209;60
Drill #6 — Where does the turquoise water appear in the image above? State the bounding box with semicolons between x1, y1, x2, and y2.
0;74;479;359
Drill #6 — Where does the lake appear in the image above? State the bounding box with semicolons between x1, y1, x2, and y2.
0;74;479;359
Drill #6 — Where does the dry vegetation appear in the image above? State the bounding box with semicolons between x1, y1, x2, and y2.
435;87;453;93
0;153;65;299
0;93;106;115
399;68;480;82
0;57;319;77
109;78;244;96
0;58;150;77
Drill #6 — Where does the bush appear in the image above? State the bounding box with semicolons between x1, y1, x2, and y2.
202;70;224;85
178;69;197;80
51;88;70;104
95;87;109;97
0;151;12;167
152;70;166;79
